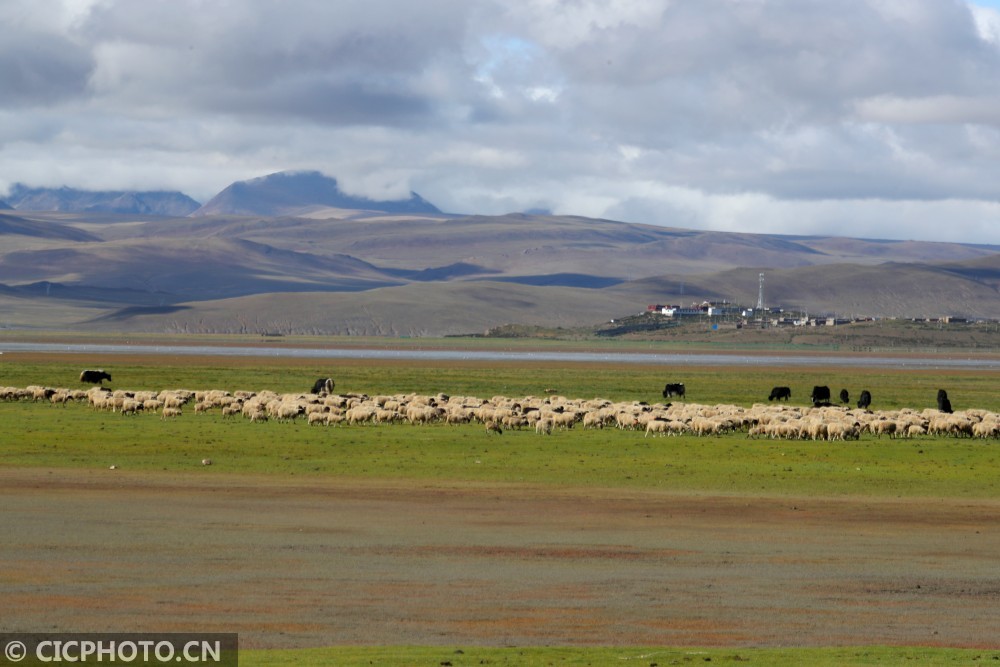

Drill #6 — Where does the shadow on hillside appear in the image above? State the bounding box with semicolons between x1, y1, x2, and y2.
484;274;625;289
86;305;192;322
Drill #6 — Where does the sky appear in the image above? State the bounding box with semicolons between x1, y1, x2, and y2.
4;1;1000;244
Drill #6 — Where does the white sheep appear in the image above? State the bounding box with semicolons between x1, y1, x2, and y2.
973;420;999;439
582;411;605;429
873;420;898;439
644;419;671;438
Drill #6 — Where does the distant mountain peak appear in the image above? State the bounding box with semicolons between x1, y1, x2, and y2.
5;183;200;216
191;170;441;217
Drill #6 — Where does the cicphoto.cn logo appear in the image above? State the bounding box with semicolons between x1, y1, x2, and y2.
0;633;238;665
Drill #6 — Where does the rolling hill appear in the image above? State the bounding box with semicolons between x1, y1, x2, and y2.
1;188;999;335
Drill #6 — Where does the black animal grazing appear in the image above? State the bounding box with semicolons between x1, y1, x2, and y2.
310;377;334;395
810;385;831;406
768;386;791;401
79;369;112;385
662;383;686;399
839;389;850;405
937;389;953;414
857;389;872;410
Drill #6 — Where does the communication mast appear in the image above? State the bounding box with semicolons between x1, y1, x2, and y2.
757;272;766;327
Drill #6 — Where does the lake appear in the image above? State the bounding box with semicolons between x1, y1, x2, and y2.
2;341;998;370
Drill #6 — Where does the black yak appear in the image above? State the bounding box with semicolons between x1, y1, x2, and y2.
79;369;111;384
662;383;686;399
857;390;872;410
937;389;953;414
768;386;791;401
810;385;831;406
310;377;334;395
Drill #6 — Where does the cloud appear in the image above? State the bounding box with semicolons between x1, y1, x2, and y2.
2;0;1000;244
0;31;94;107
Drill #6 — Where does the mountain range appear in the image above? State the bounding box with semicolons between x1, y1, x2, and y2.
4;184;202;217
191;170;440;217
2;171;440;218
0;171;998;336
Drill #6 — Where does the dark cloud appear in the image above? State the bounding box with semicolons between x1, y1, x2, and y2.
0;31;94;107
76;0;479;126
208;76;439;127
2;0;1000;244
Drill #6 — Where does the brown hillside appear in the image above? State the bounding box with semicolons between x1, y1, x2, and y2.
81;282;639;337
1;210;998;334
628;258;1000;320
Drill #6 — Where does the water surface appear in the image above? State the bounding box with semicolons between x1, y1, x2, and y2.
2;341;997;370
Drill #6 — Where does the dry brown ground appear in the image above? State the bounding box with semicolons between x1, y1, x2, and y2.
1;467;998;650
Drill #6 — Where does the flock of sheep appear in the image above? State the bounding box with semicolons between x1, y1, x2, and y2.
3;382;1000;441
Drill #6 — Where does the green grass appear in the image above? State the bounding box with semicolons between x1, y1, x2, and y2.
3;356;999;497
3;354;1000;410
240;645;1000;666
5;353;1000;664
3;396;998;498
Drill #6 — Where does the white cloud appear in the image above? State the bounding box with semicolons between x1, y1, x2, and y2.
970;3;1000;43
427;145;528;169
855;94;1000;125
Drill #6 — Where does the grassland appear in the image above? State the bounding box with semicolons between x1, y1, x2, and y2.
3;351;1000;496
3;348;999;664
4;343;1000;409
6;396;1000;498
